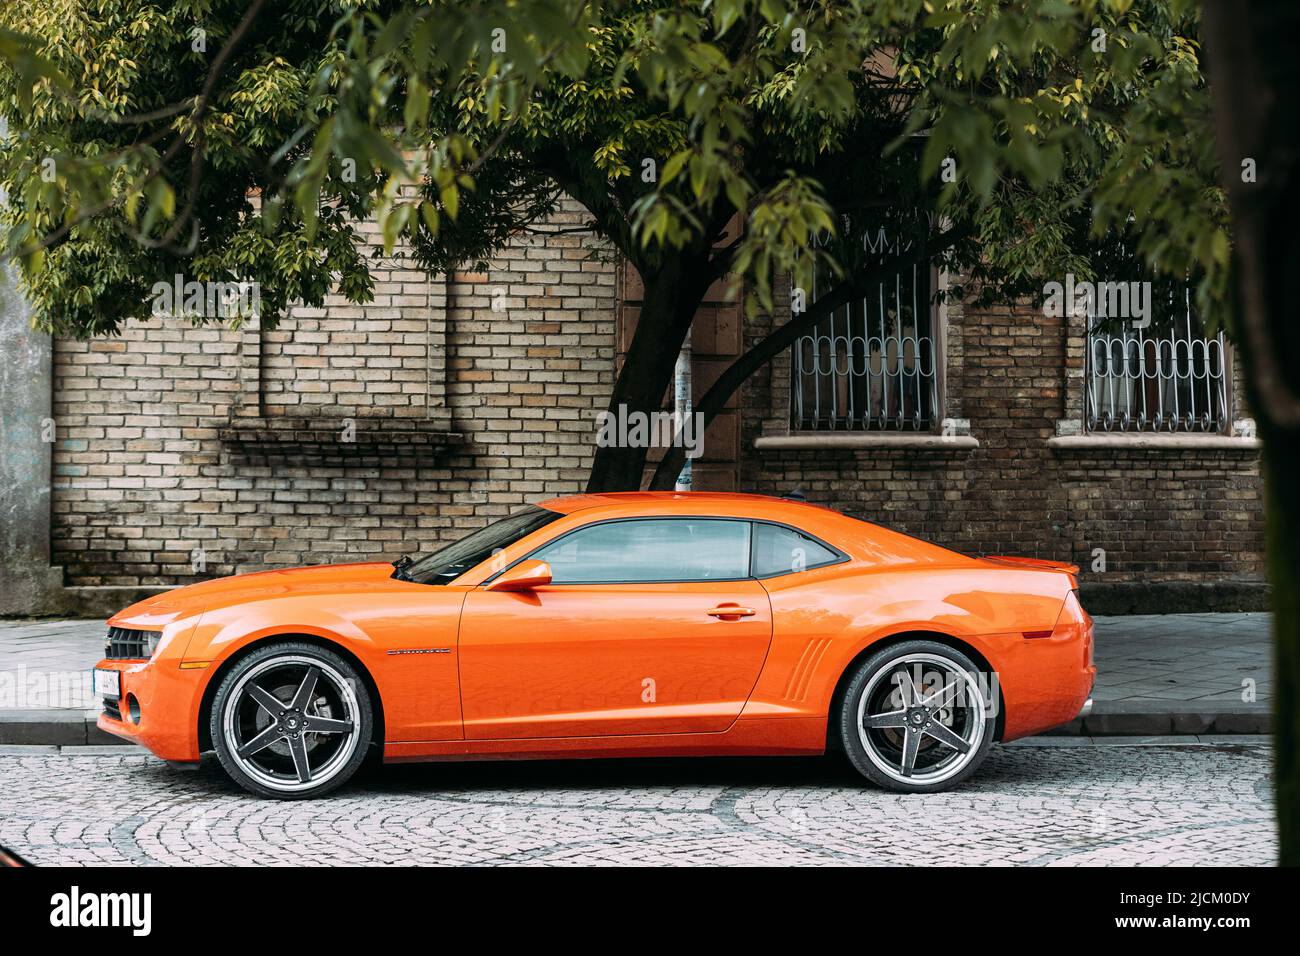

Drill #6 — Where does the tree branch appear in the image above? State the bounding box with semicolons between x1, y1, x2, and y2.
648;223;970;489
135;0;267;252
0;0;267;265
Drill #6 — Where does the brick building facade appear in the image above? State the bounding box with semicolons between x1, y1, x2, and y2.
0;198;1267;617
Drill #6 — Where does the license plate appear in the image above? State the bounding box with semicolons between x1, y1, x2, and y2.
93;668;120;699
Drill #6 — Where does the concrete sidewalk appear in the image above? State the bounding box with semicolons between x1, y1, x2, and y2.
1066;612;1270;735
0;612;1273;745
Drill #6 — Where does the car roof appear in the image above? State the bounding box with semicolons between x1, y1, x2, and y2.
537;491;833;517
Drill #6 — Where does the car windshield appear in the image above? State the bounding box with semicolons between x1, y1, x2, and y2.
402;506;562;585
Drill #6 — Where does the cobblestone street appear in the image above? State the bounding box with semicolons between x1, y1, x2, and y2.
0;741;1275;866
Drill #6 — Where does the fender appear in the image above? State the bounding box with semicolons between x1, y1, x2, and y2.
744;564;1069;727
185;593;465;742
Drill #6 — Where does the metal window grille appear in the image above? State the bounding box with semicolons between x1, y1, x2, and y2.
791;229;938;431
1085;288;1229;433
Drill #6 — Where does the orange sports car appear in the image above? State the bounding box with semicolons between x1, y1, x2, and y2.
93;492;1095;798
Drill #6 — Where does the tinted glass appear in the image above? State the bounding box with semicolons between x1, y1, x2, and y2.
752;523;839;577
406;507;561;584
531;519;751;583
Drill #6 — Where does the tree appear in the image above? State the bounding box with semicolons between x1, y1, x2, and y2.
1201;0;1300;867
0;0;595;336
2;1;1217;486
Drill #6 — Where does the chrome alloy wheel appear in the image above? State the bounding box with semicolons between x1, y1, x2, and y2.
856;651;987;786
222;655;360;794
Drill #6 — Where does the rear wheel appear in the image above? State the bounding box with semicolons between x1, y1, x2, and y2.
210;642;373;799
839;640;995;793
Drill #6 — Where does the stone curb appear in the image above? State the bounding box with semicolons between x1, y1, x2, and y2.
0;709;127;746
1006;733;1272;747
1043;701;1271;736
0;734;1274;759
0;701;1272;746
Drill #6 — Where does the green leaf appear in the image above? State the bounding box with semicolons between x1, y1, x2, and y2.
661;149;691;185
381;203;410;254
405;78;431;132
420;200;439;238
440;183;459;221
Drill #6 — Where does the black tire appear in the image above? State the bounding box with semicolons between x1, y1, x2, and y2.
210;641;374;799
839;639;996;793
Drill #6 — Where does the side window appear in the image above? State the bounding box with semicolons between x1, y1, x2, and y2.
752;523;840;578
531;519;751;583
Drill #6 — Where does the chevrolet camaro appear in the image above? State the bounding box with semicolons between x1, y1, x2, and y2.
93;492;1095;798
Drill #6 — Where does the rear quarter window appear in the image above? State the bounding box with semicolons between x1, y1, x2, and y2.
752;523;841;578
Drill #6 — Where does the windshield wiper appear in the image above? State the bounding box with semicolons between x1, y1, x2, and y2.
390;555;416;581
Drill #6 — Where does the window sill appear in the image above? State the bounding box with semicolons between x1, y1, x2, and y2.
1046;434;1261;452
754;433;980;451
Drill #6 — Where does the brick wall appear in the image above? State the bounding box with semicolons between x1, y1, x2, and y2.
49;198;1265;592
741;293;1266;588
51;200;615;586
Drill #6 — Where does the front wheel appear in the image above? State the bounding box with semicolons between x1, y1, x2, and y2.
839;640;996;793
210;642;373;799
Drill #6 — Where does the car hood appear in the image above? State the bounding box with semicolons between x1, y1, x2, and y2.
109;562;400;623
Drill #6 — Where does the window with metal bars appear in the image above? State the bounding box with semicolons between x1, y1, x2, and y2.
1084;287;1230;433
791;228;939;432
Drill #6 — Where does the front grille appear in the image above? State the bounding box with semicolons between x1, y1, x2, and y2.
104;626;156;660
102;697;122;721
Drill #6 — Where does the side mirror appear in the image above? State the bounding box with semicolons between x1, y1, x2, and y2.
487;559;553;592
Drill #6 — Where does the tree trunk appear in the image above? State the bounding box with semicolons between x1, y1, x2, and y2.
586;256;715;492
1202;0;1300;865
647;278;865;490
1260;427;1300;865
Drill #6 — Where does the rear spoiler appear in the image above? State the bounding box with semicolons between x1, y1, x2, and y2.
979;555;1080;575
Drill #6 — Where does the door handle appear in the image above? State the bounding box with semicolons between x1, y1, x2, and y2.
707;605;756;619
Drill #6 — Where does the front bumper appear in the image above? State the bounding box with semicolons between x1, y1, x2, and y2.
94;657;209;762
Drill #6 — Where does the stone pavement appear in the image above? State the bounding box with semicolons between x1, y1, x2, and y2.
1092;613;1270;703
0;739;1275;865
0;618;99;706
1071;612;1271;737
0;612;1274;743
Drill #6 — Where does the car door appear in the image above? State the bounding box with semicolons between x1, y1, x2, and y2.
457;517;772;739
